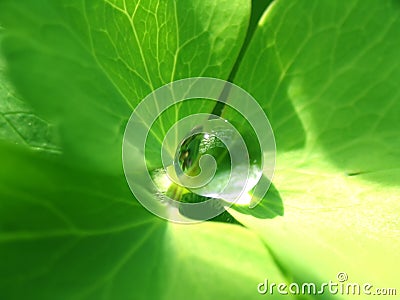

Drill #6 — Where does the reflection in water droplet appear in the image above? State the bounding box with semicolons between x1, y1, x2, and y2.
197;164;261;205
151;125;262;206
122;77;276;223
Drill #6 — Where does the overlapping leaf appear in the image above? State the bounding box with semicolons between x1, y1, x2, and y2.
231;0;400;293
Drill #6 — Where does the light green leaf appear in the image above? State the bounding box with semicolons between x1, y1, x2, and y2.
232;0;400;294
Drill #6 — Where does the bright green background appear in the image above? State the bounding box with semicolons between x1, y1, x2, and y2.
0;0;399;299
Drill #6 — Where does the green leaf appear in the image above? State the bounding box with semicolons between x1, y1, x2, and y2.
0;34;59;152
1;0;400;299
0;142;288;300
0;0;291;299
0;0;250;174
232;0;400;293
